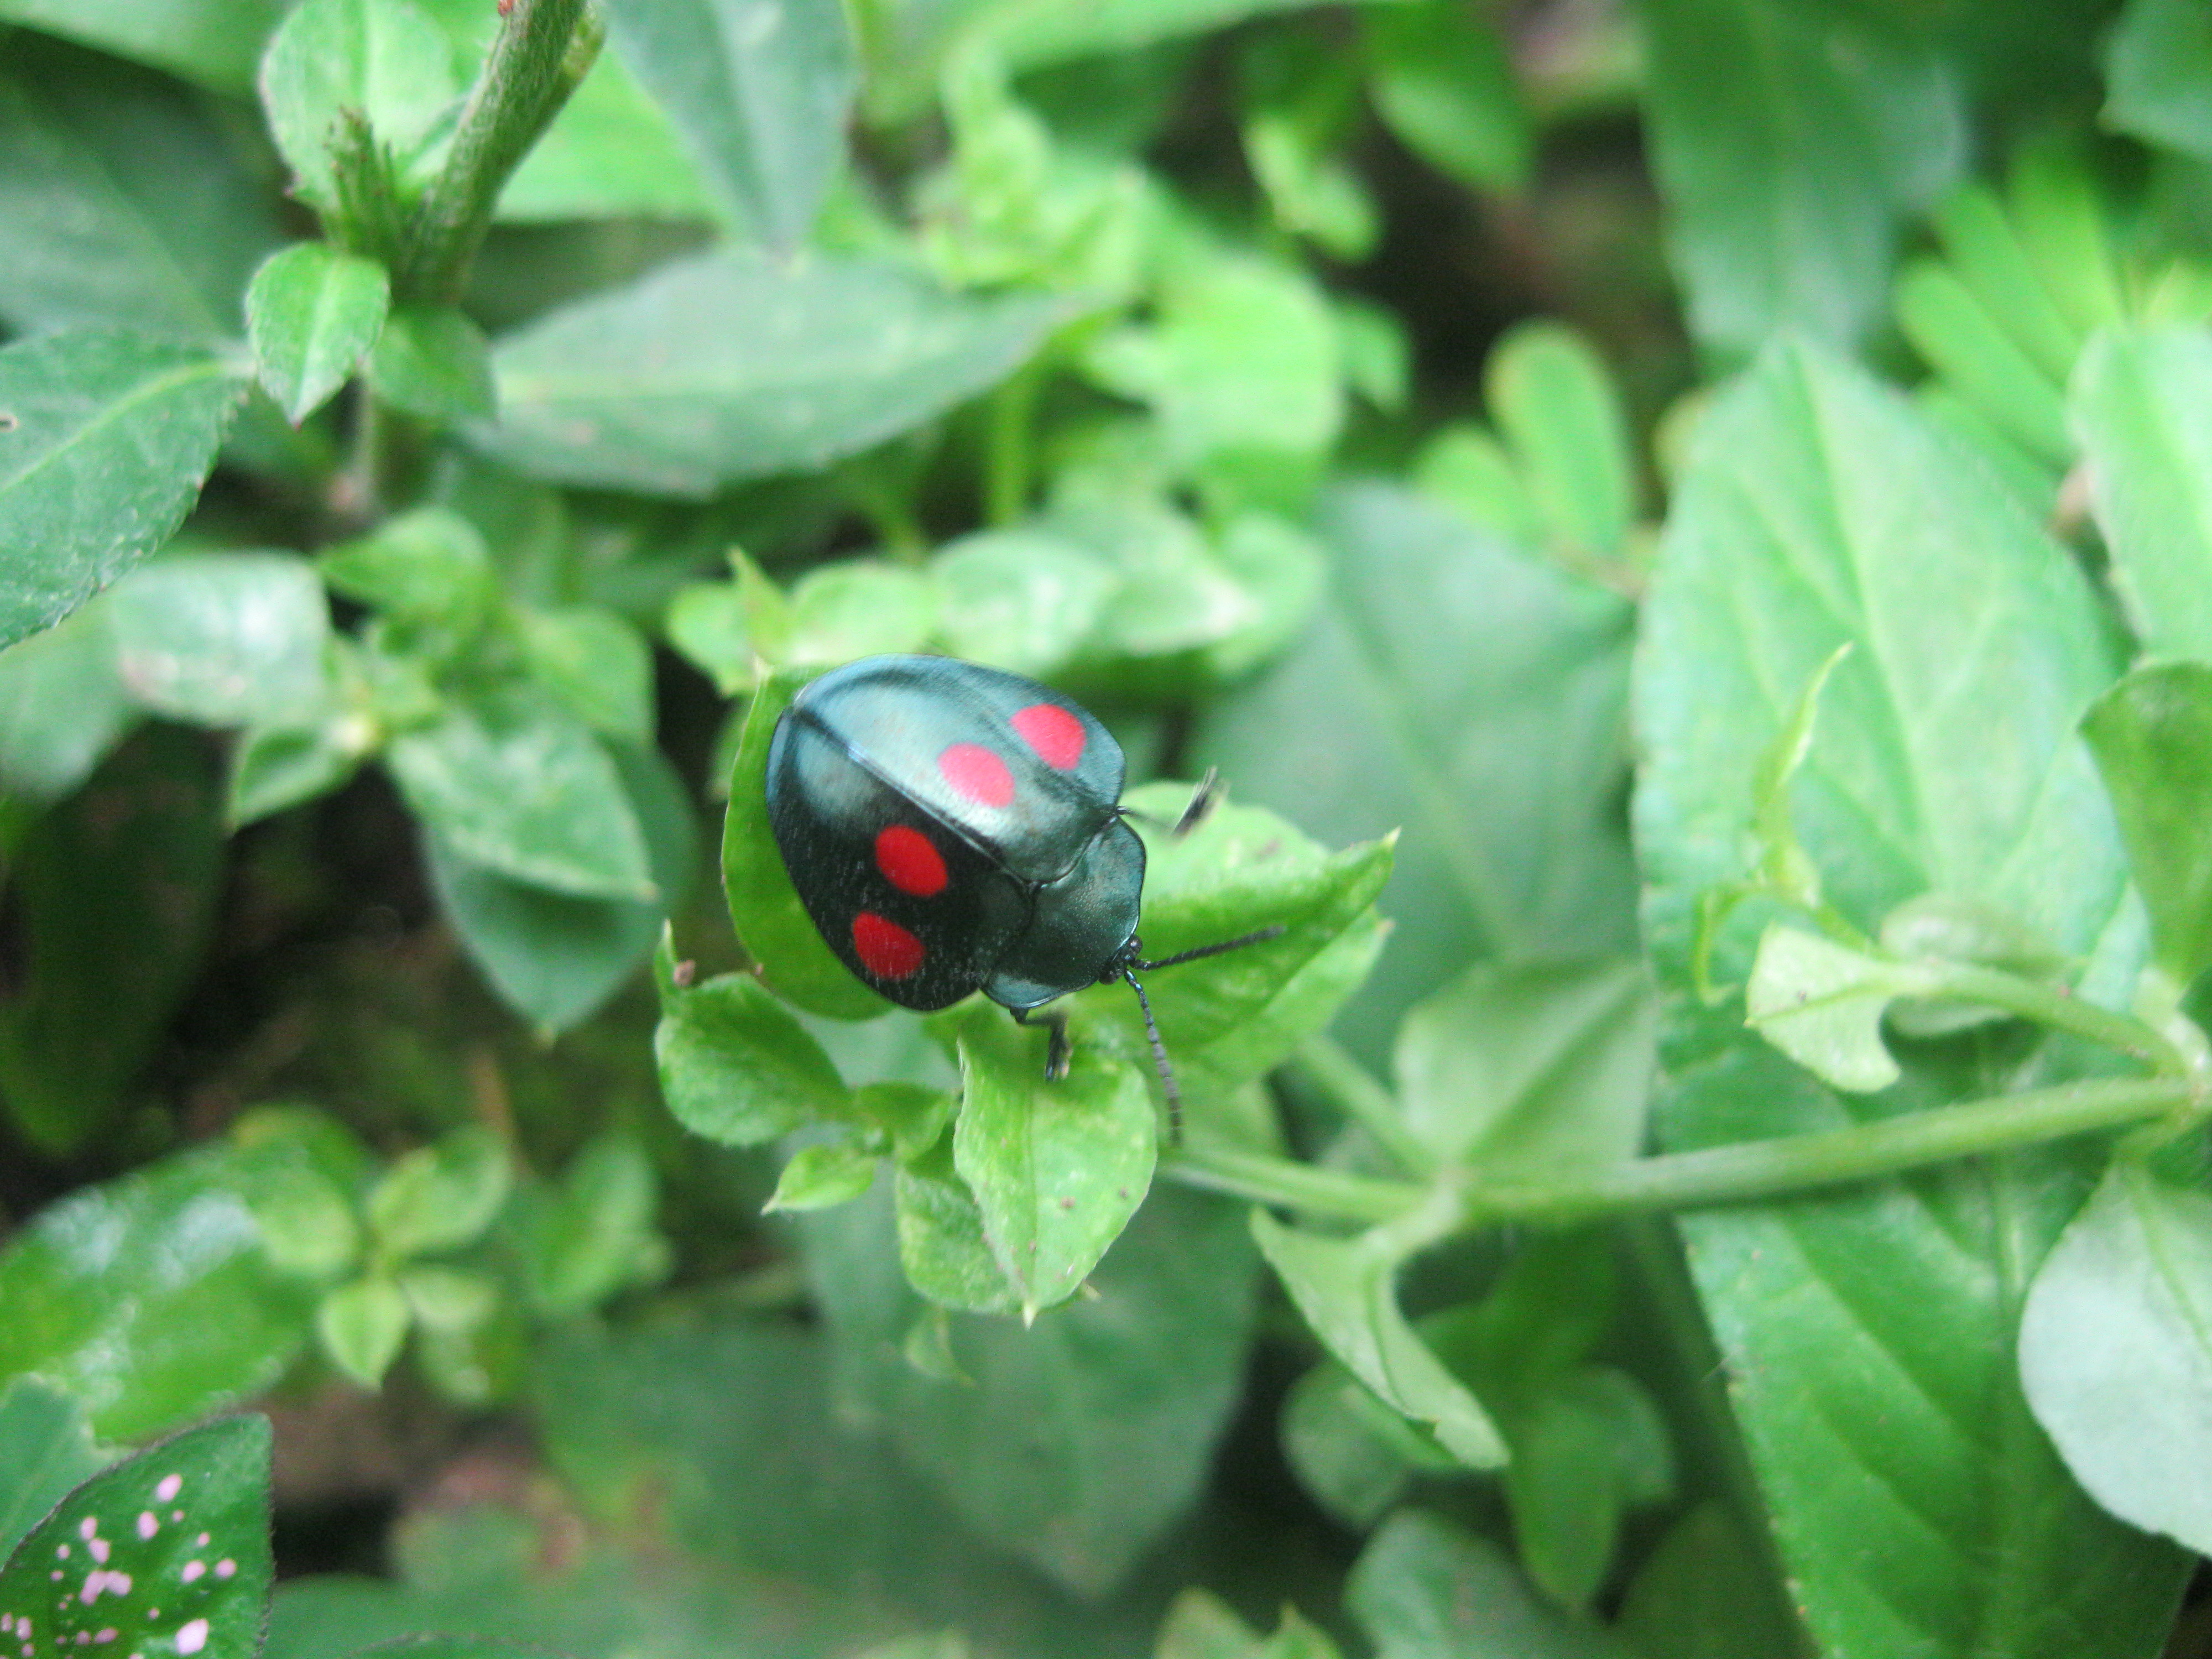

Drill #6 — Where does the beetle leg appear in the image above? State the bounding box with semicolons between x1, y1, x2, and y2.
1011;1003;1072;1080
1169;767;1220;838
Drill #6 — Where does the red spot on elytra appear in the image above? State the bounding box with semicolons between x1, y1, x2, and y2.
874;825;947;896
852;912;925;978
939;742;1014;807
1011;703;1086;770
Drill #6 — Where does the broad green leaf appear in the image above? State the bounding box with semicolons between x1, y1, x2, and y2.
1634;338;2181;1658
2104;0;2212;165
316;1275;412;1387
368;307;497;423
767;1135;881;1212
1363;1;1528;194
1616;1503;1804;1659
388;690;656;900
0;727;223;1155
2071;325;2212;658
1503;1367;1673;1611
2082;665;2212;986
951;1006;1156;1317
0;0;288;90
367;1126;512;1259
258;0;461;210
247;244;392;425
0;1381;105;1563
479;250;1060;495
1637;0;1964;353
1484;322;1636;564
1743;926;1941;1093
517;606;654;742
105;551;329;726
602;0;856;248
0;602;132;801
0;1144;315;1438
720;667;888;1019
1392;958;1656;1172
431;742;692;1031
654;958;851;1147
1192;484;1637;1062
0;329;246;650
797;1181;1260;1595
1346;1510;1626;1659
1250;1211;1505;1468
0;1417;273;1659
2020;1162;2212;1553
0;43;284;339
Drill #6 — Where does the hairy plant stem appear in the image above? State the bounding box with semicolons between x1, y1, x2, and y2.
1161;1075;2194;1228
395;0;600;305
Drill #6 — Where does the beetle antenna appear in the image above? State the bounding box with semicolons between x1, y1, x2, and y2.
1132;925;1285;971
1122;970;1182;1142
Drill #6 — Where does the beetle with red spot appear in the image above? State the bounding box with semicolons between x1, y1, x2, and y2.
765;654;1276;1131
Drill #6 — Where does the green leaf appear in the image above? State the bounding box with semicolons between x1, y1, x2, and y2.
1637;0;1963;353
928;528;1118;680
366;1126;512;1259
0;1144;315;1439
1392;958;1656;1172
387;689;656;900
517;606;654;742
320;504;500;624
0;0;289;91
479;249;1060;495
2082;664;2212;986
430;741;692;1032
601;0;855;248
1346;1510;1626;1658
105;551;330;726
1928;182;2084;384
654;961;851;1147
0;602;132;801
2020;1162;2212;1554
1484;322;1636;564
258;0;461;210
1894;259;2070;465
1244;112;1379;263
247;243;392;425
0;1381;105;1563
0;727;225;1155
0;1416;274;1659
1363;0;1529;194
515;1133;661;1316
2104;0;2212;165
1413;423;1542;549
1192;484;1636;1061
317;1275;413;1387
0;41;284;339
0;328;246;650
2070;325;2212;658
1155;1590;1340;1659
1743;925;1942;1093
1280;1362;1446;1528
1615;1503;1803;1659
950;1006;1157;1317
241;1155;362;1282
368;306;497;422
719;667;889;1019
1250;1211;1505;1468
895;1148;1020;1314
228;707;377;826
784;560;938;666
1635;337;2182;1657
767;1135;881;1212
1503;1367;1673;1611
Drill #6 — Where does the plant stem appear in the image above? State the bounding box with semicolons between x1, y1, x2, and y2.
983;359;1040;526
1290;1035;1436;1174
1933;964;2194;1076
1162;1075;2193;1227
396;0;599;305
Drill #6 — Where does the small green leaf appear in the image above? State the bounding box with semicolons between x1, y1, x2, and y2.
1347;1509;1626;1658
320;505;500;624
258;0;460;210
1250;1210;1505;1468
720;667;889;1018
1617;1502;1804;1659
1743;925;1940;1092
517;606;654;742
242;1157;361;1281
1504;1366;1673;1611
894;1149;1019;1315
515;1133;662;1316
0;329;246;649
1280;1362;1444;1528
601;0;857;249
1894;258;2069;465
317;1275;412;1387
368;306;496;422
106;551;330;726
2082;663;2212;986
1484;322;1636;562
0;602;133;801
365;1125;512;1259
0;1416;274;1659
665;581;760;696
228;711;376;826
766;1134;881;1212
1156;1589;1342;1659
951;1006;1156;1316
397;1265;498;1332
928;528;1117;680
1363;0;1528;194
654;964;851;1147
2021;1162;2212;1554
2104;0;2212;165
784;561;937;666
388;689;656;900
246;243;391;424
0;1380;105;1563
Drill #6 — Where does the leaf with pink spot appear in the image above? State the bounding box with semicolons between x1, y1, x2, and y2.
0;1416;270;1659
